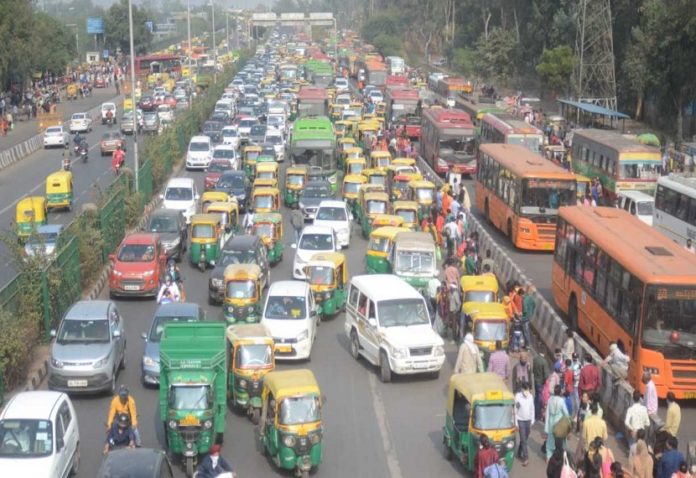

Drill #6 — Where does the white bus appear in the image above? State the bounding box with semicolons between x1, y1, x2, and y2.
653;174;696;246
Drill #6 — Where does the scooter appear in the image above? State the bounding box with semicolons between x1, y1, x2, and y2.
509;316;525;352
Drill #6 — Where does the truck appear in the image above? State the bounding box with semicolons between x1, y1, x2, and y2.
385;56;405;75
159;322;227;477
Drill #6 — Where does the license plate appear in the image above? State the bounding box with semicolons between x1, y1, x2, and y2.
67;380;88;387
123;285;140;291
684;392;696;399
412;362;430;369
276;345;292;353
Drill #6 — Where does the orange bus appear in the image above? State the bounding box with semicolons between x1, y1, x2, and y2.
476;144;577;250
552;206;696;399
478;113;544;154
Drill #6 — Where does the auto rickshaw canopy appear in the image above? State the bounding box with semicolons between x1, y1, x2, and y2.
263;369;320;402
16;196;47;224
447;372;514;412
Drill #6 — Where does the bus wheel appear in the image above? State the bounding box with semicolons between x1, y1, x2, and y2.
507;219;513;241
568;295;578;331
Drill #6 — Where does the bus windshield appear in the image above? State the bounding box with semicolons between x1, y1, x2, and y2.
291;146;335;172
507;134;542;153
619;160;662;180
439;137;476;158
521;179;576;214
643;286;696;359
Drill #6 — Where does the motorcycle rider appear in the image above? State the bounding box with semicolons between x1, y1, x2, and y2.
156;274;181;304
73;132;83;147
194;444;235;478
106;107;114;126
106;385;141;447
111;144;125;174
62;143;71;171
166;259;185;300
103;413;135;454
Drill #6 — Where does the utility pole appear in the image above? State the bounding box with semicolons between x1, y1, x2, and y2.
128;0;140;192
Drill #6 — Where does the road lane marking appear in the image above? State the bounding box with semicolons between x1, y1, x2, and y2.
367;373;404;478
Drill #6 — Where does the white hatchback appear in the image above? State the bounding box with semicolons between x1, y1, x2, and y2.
43;126;69;148
186;135;213;169
0;391;80;477
313;200;352;248
293;225;337;280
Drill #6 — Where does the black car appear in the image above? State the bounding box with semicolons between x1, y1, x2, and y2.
210;110;231;125
142;111;159;135
249;124;267;144
299;180;334;220
146;208;187;261
98;448;174;478
208;235;269;304
215;171;251;211
202;120;223;143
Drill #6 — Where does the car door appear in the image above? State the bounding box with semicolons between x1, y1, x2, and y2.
356;293;379;362
56;400;77;478
109;306;125;365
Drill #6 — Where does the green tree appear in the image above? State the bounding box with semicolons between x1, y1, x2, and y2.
535;45;574;97
103;0;153;55
475;28;518;84
372;33;403;57
450;48;476;77
33;14;76;74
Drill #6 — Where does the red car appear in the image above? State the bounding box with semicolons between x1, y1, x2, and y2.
204;159;233;190
108;233;165;298
163;94;177;108
94;76;106;88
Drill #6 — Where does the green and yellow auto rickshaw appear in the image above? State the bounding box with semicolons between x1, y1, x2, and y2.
366;226;402;274
408;179;436;221
227;323;275;423
329;103;344;122
391;231;438;294
253;177;279;190
361;168;387;188
393;200;420;230
259;369;324;478
189;213;222;271
45;170;74;211
461;302;511;358
256;161;280;184
344;156;367;177
252;212;284;264
369;150;392;171
243;145;262;179
15;196;47;240
223;264;263;324
358;191;390;238
201;190;232;212
284;165;309;208
386;166;422;201
252;187;281;213
460;275;500;308
206;201;240;237
305;252;348;318
442;373;516;472
342;174;367;218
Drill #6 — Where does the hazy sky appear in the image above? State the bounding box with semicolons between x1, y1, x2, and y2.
89;0;275;6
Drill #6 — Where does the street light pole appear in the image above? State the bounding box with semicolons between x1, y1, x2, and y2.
128;0;139;192
210;0;217;84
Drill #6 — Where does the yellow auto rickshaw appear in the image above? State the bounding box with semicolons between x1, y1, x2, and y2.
329;103;344;122
335;121;355;140
392;157;417;169
342;146;364;166
66;83;79;101
201;190;232;212
223;264;264;324
243;145;263;179
369;150;392;170
227;323;274;423
344;156;367;177
45;170;74;211
358;191;390;238
461;302;511;355
338;136;357;155
189;213;223;271
442;373;516;472
357;121;380;149
386;166;422;201
366;226;402;273
15;196;47;240
408;179;436;220
284;164;309;208
460;275;500;307
252;212;284;264
374;102;386;118
253;177;279;190
259;370;324;478
361;168;387;188
255;161;280;184
305;252;348;318
251;187;280;213
370;214;406;230
206;201;239;237
393;200;420;230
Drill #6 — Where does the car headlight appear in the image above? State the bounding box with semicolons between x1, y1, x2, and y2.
211;278;223;288
298;202;305;210
238;379;248;389
93;354;110;368
112;269;123;277
391;345;408;359
143;355;158;367
328;175;337;184
247;305;255;313
310;433;321;444
204;420;213;429
433;345;445;357
283;435;296;447
51;358;64;368
168;420;178;429
297;329;309;342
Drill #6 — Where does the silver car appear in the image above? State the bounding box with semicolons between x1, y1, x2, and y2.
48;300;126;394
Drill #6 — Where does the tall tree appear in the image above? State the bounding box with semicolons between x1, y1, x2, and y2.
103;0;153;55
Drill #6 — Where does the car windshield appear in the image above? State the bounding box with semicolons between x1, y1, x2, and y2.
170;385;210;411
226;280;255;299
220;249;255;266
299;233;333;251
250;126;266;136
165;187;193;201
117;244;155;262
192;224;215;239
316;206;346;221
464;291;495;303
27;232;58;246
208;161;232;173
149;215;178;233
222;129;238;137
0;419;53;457
265;295;306;319
150;315;199;341
395;250;435;274
473;404;515;430
474;320;508;341
308;266;333;285
303;185;331;199
213;149;235;159
72;114;86;120
189;142;209;152
239;119;256;128
57;319;110;343
377;299;429;327
203;123;220;132
218;175;245;189
236;343;272;368
266;135;282;145
637;201;654;215
279;396;320;425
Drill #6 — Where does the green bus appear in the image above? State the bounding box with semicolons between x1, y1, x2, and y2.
289;116;338;191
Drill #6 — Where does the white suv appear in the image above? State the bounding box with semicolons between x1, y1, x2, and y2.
69;112;92;133
161;177;199;224
293;225;337;279
0;391;80;476
100;102;117;124
313;200;352;248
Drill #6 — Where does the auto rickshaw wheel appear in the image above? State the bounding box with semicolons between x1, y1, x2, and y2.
443;439;453;460
185;456;194;477
250;408;260;425
301;470;309;478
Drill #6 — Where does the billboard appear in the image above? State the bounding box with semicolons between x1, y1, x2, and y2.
86;17;104;34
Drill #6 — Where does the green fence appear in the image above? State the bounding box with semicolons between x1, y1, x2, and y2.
99;187;126;263
46;237;81;338
138;159;153;202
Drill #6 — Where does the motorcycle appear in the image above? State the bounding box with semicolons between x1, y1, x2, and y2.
166;261;186;301
62;157;71;171
509;316;525;353
79;144;88;163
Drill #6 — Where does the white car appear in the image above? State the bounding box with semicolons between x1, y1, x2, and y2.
0;391;80;477
161;177;199;224
313;200;352;248
186;135;213;169
68;112;92;133
237;117;257;139
221;126;240;149
293;225;337;280
264;131;285;162
334;77;349;91
211;144;238;170
368;90;384;104
266;114;286;133
100;102;117;124
157;104;174;122
43;126;69;148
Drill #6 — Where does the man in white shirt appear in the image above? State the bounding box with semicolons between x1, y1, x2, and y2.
514;381;535;466
624;390;650;447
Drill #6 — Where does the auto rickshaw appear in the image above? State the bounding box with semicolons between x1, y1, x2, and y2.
252;213;284;264
338;136;357;156
259;369;324;478
335;121;355;141
369;150;392;170
15;196;47;240
253;177;279;190
189;213;222;271
251;187;280;213
223;264;263;324
206;201;239;237
357;121;379;152
201;190;232;212
305;252;348;318
460;275;500;307
342;174;367;218
393;200;420;230
45;170;74;211
361;168;387;188
329;103;344;122
374;101;386;118
442;373;516;472
344;156;367;177
358;191;390;238
243;145;263;179
342;147;364;169
284;165;309;208
227;323;275;423
255;161;280;184
387;167;422;201
66;83;79;100
461;302;511;357
371;214;405;231
391;231;438;293
366;226;402;273
392;157;417;169
408;180;436;220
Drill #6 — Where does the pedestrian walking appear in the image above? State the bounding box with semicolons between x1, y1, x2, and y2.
578;354;602;398
624;390;650;447
562;329;575;361
514;381;534;466
453;333;484;374
474;435;499;478
512;351;534;393
290;208;303;247
533;351;551;420
487;341;510;381
662;391;681;438
545;384;571;460
628;434;653;478
658;437;685;478
582;403;608;451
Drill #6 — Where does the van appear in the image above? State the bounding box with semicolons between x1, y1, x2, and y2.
617;190;654;225
186;135;213;169
344;274;445;382
162;177;199;224
261;280;318;361
214;99;235;117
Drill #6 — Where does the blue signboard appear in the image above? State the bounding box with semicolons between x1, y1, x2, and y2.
102;50;109;59
145;21;154;33
86;17;104;34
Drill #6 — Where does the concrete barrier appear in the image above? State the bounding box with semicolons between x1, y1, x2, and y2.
415;155;638;438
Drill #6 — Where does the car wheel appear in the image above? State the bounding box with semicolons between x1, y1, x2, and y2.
120;347;126;370
350;330;360;360
70;445;80;476
108;374;116;395
379;351;392;383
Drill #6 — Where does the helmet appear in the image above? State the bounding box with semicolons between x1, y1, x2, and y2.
167;258;175;268
118;385;129;399
116;413;130;427
164;274;172;284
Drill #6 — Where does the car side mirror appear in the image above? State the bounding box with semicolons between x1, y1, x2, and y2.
194;194;200;200
141;332;147;340
368;318;377;327
50;329;57;338
108;253;116;262
113;329;121;338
